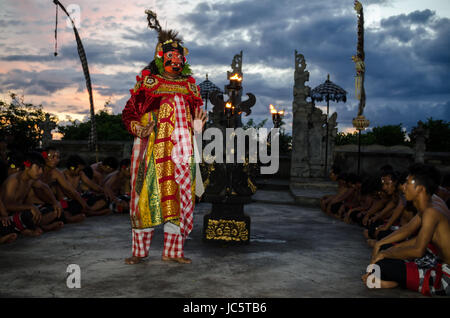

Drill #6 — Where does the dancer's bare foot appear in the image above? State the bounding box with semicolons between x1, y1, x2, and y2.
42;221;64;232
0;233;17;244
22;227;43;237
361;272;398;289
361;272;370;284
86;209;111;217
65;213;86;224
125;256;145;265
161;256;192;264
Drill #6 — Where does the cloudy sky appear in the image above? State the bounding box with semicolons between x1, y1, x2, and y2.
1;0;449;135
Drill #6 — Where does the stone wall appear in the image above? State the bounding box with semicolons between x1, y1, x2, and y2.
333;144;450;176
49;140;449;180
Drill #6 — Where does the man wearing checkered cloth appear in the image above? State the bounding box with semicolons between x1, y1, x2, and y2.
364;164;450;296
122;10;206;265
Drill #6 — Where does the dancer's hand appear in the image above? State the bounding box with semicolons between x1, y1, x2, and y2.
137;121;155;138
362;215;369;226
53;201;63;219
370;251;385;265
132;121;155;138
371;242;381;261
191;108;207;133
30;205;42;224
1;216;10;227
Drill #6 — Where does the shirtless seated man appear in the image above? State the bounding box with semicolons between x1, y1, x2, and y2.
344;176;377;224
39;147;89;223
103;158;131;213
320;166;341;211
322;173;348;214
91;157;118;186
0;198;18;243
336;174;362;220
362;163;450;296
63;155;112;217
363;171;402;240
366;173;417;244
325;173;358;217
0;152;64;234
436;173;450;208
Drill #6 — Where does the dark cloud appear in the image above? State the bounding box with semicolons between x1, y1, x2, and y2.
0;69;76;95
1;1;448;133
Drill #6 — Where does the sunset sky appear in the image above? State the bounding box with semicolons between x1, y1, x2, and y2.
1;0;449;135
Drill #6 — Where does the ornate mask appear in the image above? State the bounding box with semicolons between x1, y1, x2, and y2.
163;48;184;76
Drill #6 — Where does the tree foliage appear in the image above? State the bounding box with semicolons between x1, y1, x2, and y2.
336;120;450;151
336;124;409;147
0;93;57;152
58;108;132;141
410;118;450;152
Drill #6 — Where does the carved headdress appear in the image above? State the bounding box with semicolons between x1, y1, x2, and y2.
145;10;191;76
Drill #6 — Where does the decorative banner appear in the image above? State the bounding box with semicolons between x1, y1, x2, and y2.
353;0;366;117
53;0;97;152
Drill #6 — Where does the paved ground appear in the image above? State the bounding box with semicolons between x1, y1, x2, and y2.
0;201;428;298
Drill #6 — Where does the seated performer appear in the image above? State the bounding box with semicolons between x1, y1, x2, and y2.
359;183;390;228
0;195;44;240
63;155;111;216
436;173;450;208
0;197;18;243
366;172;416;242
6;151;23;178
103;159;131;213
0;152;64;233
39;147;88;223
325;173;358;216
344;176;378;224
122;10;206;265
91;157;119;186
336;174;362;220
320;165;341;211
364;171;401;239
322;173;348;214
363;164;450;296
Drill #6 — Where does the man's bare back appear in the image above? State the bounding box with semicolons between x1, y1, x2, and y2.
429;195;450;264
63;170;81;192
1;172;35;208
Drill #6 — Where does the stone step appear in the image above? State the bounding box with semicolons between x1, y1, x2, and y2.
290;180;338;192
252;185;338;208
255;178;290;191
251;189;296;205
289;186;337;207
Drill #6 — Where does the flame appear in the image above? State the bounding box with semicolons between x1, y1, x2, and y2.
270;104;285;115
270;104;277;114
229;73;242;81
225;102;232;109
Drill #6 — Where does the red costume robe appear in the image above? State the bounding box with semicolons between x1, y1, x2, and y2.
122;70;203;236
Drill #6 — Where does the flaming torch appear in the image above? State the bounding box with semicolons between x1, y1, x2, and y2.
270;104;284;128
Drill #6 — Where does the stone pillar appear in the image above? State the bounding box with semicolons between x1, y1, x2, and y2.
39;114;56;148
290;51;313;180
411;120;429;163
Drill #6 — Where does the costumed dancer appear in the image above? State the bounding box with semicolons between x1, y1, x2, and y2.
122;10;206;265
